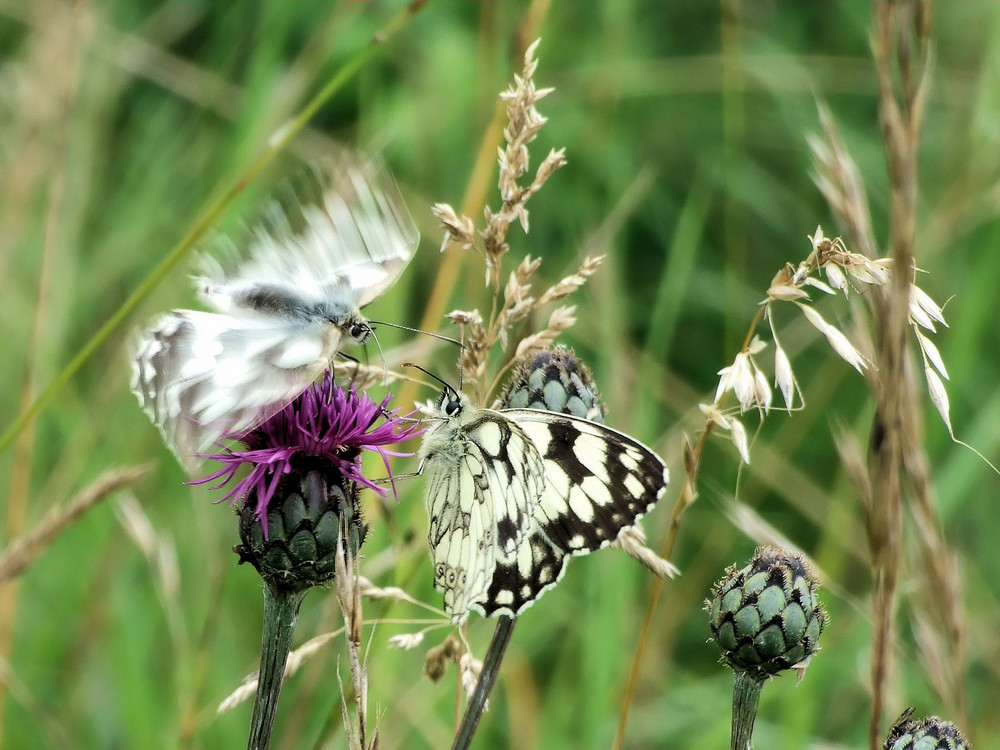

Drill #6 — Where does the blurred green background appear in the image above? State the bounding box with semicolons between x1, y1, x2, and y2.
2;2;998;748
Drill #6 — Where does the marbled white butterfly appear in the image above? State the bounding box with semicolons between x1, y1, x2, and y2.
418;380;669;622
131;157;418;468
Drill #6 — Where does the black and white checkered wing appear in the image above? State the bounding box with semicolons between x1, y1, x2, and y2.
481;409;669;618
483;529;569;618
419;397;545;622
511;409;669;554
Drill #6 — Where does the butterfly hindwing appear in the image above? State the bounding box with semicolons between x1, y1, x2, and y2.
425;447;496;617
131;310;332;466
482;531;570;618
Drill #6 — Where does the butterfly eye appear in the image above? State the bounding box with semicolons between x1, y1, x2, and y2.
349;322;370;342
445;398;461;417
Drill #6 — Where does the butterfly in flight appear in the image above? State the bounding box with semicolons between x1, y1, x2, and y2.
417;378;669;622
131;157;418;469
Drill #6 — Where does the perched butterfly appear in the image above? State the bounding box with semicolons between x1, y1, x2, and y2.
131;158;419;468
418;380;669;622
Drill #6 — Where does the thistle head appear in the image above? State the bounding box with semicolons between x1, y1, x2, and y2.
191;372;421;590
707;546;828;680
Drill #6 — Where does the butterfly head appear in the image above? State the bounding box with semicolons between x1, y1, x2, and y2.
436;384;464;419
400;362;466;421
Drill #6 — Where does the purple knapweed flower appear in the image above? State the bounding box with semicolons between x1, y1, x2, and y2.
191;372;422;533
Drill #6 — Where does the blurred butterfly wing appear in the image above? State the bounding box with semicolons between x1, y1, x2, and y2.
198;158;419;314
313;160;420;307
130;310;333;468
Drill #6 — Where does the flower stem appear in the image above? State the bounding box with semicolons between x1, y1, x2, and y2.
730;670;765;750
247;583;308;750
450;615;517;750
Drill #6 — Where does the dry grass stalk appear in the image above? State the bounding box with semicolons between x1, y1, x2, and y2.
334;517;372;750
0;465;151;583
611;526;680;579
811;3;968;745
432;39;585;408
424;40;630;734
863;7;924;745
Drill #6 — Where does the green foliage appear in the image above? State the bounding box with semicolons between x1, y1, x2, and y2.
1;2;997;748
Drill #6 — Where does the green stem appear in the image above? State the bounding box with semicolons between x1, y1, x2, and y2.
247;583;308;750
731;670;765;750
450;616;517;750
0;0;429;458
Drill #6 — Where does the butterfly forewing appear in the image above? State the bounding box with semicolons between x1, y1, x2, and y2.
509;409;669;555
462;408;544;560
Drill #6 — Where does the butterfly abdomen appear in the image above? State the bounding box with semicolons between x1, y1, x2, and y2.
233;284;316;318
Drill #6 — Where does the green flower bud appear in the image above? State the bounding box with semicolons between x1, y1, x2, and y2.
498;345;606;421
707;546;827;679
885;708;972;750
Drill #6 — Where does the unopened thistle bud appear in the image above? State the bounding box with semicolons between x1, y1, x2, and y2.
498;344;606;421
707;546;827;750
884;708;972;750
707;546;827;679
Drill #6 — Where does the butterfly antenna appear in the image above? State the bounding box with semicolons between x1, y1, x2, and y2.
365;324;391;383
368;320;463;350
401;362;458;396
